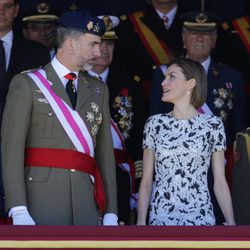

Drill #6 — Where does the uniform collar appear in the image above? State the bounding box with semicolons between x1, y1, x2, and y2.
51;56;79;88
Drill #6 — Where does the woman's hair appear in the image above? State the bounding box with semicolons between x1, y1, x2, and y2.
56;26;83;49
168;57;207;108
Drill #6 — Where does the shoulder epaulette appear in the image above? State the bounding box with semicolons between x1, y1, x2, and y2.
21;66;41;74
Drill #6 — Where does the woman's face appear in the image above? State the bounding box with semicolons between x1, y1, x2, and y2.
161;64;189;104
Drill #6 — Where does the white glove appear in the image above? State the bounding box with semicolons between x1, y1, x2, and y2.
9;206;36;225
103;213;118;226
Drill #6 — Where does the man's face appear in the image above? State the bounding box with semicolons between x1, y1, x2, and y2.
23;21;57;49
152;0;177;5
0;0;19;36
182;29;217;62
151;0;177;9
71;33;101;71
92;40;115;69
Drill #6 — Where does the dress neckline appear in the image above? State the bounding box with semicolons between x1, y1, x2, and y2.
168;112;202;121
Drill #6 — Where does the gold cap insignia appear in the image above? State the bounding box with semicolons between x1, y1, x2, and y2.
87;21;93;30
93;23;100;33
102;15;113;31
37;3;49;14
195;13;208;23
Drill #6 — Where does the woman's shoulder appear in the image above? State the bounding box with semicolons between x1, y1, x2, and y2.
198;113;224;128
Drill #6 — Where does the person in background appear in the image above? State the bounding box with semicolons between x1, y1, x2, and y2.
137;57;235;226
89;15;145;224
1;10;118;225
22;0;59;59
113;0;185;119
215;3;250;126
149;11;247;224
232;128;250;225
0;0;50;223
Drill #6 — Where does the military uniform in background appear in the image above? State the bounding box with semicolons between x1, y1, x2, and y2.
113;1;185;119
215;15;250;126
21;0;59;59
0;0;50;220
232;128;250;224
89;16;145;224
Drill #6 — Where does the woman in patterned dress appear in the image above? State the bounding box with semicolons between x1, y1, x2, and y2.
137;57;235;226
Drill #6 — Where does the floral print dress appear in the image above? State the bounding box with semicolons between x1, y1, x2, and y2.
143;113;226;225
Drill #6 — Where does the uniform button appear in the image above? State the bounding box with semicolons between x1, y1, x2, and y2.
70;169;76;172
28;177;33;181
48;112;53;116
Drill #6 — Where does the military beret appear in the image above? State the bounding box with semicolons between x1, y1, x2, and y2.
182;11;221;32
22;1;58;22
59;10;106;37
97;15;119;40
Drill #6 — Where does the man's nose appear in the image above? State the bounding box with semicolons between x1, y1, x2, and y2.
38;26;48;35
94;45;101;57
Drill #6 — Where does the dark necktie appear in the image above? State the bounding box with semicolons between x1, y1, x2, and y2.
163;15;169;29
65;72;77;109
0;40;6;84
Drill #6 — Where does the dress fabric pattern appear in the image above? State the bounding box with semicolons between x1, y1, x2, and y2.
143;113;226;225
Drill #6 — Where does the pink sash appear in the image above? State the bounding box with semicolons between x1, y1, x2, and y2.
28;69;94;157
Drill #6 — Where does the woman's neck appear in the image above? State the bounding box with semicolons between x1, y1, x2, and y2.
172;104;198;120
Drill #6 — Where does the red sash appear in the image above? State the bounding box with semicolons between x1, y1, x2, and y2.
114;149;136;194
129;11;173;65
25;148;106;213
232;16;250;53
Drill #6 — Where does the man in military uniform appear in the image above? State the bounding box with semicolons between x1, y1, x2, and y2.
89;15;145;224
22;0;59;59
215;6;250;126
1;10;118;225
113;0;186;119
232;128;250;224
0;0;50;222
149;11;247;224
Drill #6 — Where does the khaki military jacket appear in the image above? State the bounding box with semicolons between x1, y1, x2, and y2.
1;63;117;225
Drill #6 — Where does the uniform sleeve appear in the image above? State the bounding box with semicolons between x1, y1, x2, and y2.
142;116;156;151
211;117;227;153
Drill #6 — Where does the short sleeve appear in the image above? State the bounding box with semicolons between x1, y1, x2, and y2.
142;116;156;151
211;117;226;153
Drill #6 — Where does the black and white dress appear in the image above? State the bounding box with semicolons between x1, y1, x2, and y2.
143;113;226;225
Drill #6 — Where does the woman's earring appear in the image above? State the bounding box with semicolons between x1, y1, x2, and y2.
187;91;190;95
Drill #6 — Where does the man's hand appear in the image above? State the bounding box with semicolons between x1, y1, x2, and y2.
103;213;118;226
9;206;36;225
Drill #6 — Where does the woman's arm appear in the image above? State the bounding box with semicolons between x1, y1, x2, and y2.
136;148;155;225
212;150;236;225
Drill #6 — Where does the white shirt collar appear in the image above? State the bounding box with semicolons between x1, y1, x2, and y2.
88;68;109;84
51;56;79;88
99;68;109;83
155;5;177;28
1;30;13;70
186;55;211;75
201;56;211;74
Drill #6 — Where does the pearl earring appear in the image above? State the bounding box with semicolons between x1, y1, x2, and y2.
187;91;190;95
